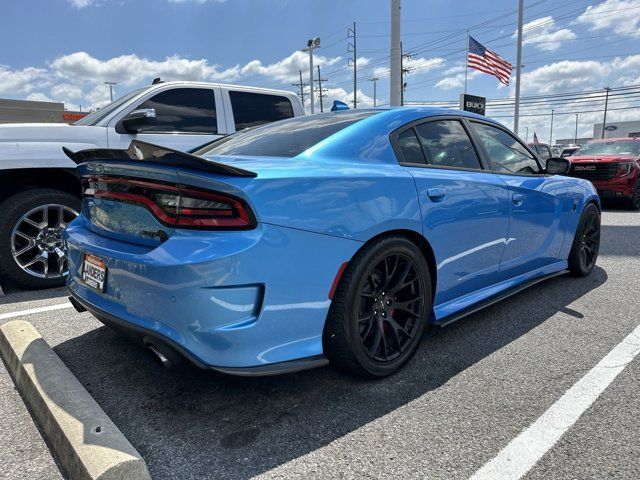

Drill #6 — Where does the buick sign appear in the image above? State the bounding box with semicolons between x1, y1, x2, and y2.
460;94;486;116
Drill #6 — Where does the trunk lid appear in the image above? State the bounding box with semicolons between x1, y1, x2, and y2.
67;141;257;247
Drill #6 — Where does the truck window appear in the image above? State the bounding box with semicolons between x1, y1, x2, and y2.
136;88;217;134
229;91;294;131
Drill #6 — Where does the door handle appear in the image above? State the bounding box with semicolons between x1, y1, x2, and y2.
512;193;524;206
427;188;446;201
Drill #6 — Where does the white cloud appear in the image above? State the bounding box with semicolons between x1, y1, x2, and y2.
240;50;343;84
576;0;640;37
434;67;479;90
50;51;242;86
66;0;97;7
516;16;576;51
0;65;48;95
519;60;609;94
26;92;54;102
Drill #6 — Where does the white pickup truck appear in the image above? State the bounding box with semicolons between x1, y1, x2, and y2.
0;81;303;288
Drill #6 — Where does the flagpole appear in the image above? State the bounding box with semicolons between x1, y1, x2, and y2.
514;0;524;136
464;31;469;94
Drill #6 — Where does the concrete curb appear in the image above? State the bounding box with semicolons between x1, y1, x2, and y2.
0;320;151;480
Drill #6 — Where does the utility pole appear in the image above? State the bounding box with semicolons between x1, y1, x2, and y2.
574;113;579;144
390;0;402;106
513;0;524;136
369;77;379;107
525;126;529;143
315;65;328;113
105;81;117;102
348;22;357;108
304;38;320;114
549;109;555;145
292;70;308;109
400;42;413;106
602;86;611;138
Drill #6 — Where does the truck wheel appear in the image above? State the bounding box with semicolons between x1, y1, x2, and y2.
626;178;640;211
0;189;80;289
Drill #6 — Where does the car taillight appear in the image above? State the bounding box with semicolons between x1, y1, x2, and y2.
617;162;633;177
82;175;256;230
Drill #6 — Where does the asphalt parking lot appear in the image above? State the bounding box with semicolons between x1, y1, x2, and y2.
1;207;639;480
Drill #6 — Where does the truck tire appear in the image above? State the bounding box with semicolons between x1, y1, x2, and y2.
0;189;80;289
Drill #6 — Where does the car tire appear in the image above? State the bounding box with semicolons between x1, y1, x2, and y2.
625;178;640;211
323;236;432;378
568;203;601;277
0;189;80;290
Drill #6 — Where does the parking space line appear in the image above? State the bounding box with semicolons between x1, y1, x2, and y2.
471;323;640;480
0;303;73;321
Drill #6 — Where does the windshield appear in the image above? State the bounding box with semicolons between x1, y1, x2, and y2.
199;110;379;158
575;140;640;156
74;87;147;126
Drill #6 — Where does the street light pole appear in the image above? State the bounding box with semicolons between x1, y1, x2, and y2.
602;86;611;139
525;126;529;143
105;81;117;102
574;113;579;144
549;109;555;145
304;38;320;114
513;0;524;136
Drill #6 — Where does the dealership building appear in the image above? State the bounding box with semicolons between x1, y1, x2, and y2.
593;120;640;139
0;98;87;124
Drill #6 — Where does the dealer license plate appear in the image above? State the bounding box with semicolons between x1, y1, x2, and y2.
82;254;107;292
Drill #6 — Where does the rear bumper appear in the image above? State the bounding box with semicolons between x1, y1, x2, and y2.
65;219;360;370
68;291;329;376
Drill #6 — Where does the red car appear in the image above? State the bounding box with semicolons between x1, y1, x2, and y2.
567;138;640;210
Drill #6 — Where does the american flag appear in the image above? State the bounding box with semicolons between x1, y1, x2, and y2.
467;36;512;86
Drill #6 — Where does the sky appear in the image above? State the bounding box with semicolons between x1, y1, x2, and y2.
1;0;640;143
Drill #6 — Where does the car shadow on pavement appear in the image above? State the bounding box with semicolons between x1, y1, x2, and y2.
51;266;608;480
0;286;68;306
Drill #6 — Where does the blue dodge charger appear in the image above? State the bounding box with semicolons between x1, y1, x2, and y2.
64;108;601;377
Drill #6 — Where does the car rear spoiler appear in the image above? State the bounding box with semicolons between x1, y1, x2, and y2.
62;139;257;178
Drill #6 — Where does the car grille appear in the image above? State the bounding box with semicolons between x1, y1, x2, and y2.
568;162;618;181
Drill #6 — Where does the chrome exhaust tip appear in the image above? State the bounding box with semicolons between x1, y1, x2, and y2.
146;344;173;368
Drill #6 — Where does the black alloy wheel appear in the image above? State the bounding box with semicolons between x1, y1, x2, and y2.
324;236;432;378
357;253;424;363
568;203;600;277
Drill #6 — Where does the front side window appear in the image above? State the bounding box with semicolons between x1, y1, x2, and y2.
136;88;217;134
229;91;294;131
414;120;481;169
201;110;378;158
472;122;541;174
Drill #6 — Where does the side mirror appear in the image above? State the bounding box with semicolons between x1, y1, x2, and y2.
121;108;156;133
546;157;571;175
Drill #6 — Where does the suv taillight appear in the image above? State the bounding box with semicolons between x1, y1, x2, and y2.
82;176;256;230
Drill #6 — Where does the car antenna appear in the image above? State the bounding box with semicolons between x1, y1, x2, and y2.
152;77;164;85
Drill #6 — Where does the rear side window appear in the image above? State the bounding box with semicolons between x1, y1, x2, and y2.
201;111;378;158
229;91;294;131
136;88;217;134
397;129;426;164
414;120;481;169
472;122;541;174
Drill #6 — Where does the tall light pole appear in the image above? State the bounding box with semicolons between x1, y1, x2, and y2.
390;0;402;106
549;109;555;145
574;113;579;144
105;81;116;102
304;38;320;114
525;126;529;143
601;86;611;139
370;77;379;107
513;0;524;136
